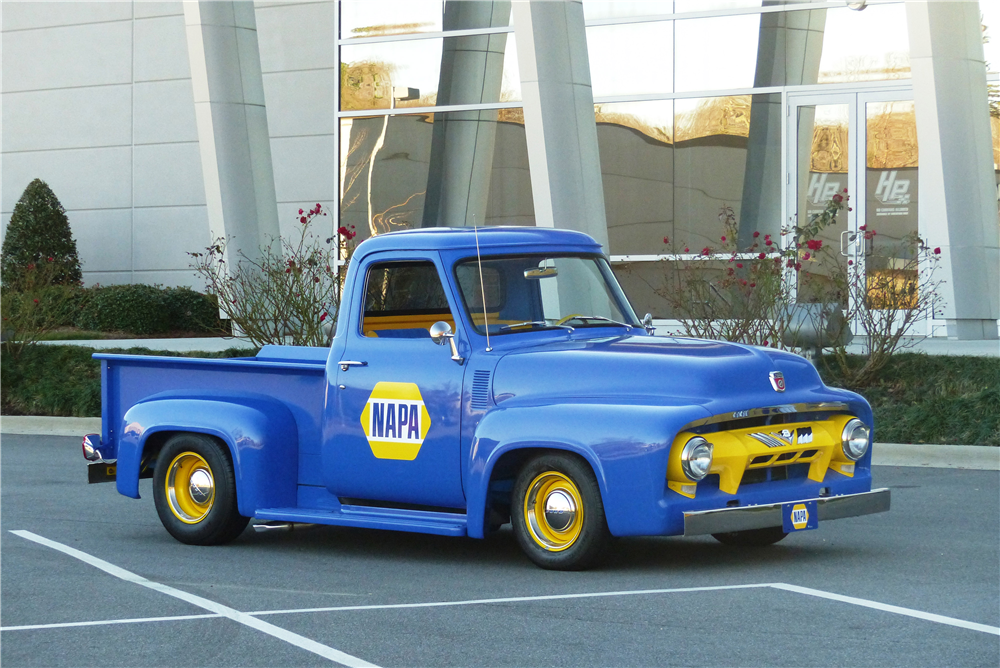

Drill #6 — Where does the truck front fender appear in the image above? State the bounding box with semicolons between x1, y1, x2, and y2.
116;394;298;517
465;401;709;539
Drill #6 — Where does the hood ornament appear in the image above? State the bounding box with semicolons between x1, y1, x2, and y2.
769;371;786;392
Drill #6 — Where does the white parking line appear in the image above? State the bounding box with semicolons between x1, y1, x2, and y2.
248;583;774;616
8;531;379;668
771;583;1000;636
2;614;221;632
5;530;998;641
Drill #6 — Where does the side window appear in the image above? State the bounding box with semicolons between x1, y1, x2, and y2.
361;261;454;339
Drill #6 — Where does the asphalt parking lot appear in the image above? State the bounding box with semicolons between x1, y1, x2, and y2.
2;434;997;667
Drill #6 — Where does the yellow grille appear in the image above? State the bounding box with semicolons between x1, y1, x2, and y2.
667;414;858;498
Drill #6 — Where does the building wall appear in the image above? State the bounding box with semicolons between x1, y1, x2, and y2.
1;1;206;287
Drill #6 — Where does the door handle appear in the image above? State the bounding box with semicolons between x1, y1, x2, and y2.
339;360;368;371
840;230;856;256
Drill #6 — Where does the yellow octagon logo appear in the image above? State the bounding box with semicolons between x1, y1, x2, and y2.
360;382;431;460
791;503;810;530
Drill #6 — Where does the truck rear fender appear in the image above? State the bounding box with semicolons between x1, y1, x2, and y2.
465;403;707;539
115;396;298;517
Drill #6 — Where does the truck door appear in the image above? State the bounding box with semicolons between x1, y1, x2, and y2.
323;255;468;509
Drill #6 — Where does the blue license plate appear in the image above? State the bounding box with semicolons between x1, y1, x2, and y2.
782;500;818;532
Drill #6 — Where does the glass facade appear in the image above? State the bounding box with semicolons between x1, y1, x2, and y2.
337;1;532;238
335;0;977;321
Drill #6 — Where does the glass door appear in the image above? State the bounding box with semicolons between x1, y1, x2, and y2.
786;90;919;333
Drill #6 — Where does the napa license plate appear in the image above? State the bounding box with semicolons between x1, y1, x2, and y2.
782;500;818;532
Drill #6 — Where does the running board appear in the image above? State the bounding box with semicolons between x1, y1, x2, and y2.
254;504;468;537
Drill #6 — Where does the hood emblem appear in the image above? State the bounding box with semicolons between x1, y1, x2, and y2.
769;371;786;392
749;430;794;448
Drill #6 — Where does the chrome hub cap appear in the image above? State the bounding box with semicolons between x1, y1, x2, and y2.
543;490;577;532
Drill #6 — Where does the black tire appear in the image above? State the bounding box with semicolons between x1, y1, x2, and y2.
712;526;788;547
153;433;250;545
511;453;611;570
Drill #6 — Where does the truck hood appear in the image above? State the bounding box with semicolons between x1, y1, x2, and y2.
491;334;835;414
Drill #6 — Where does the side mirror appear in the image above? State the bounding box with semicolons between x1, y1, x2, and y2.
429;321;453;346
429;321;464;365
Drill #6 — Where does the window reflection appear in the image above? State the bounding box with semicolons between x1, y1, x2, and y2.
340;0;512;40
674;14;760;92
597;95;779;257
587;23;673;98
818;5;910;83
339;111;533;242
341;34;520;110
583;1;672;21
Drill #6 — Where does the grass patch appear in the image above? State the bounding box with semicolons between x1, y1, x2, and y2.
1;345;256;418
818;353;1000;446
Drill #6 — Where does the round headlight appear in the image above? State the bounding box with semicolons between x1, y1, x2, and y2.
681;437;714;481
841;419;870;461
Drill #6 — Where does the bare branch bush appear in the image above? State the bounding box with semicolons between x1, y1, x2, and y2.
189;204;358;348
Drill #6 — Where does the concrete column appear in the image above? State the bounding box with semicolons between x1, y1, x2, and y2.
423;1;511;228
906;1;999;339
512;0;608;250
739;4;826;248
183;1;279;261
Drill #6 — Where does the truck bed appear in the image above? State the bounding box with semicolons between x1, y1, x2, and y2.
96;345;329;486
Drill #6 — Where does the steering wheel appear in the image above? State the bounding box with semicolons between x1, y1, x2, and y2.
555;313;585;325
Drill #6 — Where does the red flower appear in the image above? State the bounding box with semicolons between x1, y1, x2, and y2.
314;276;320;283
285;268;292;273
300;216;307;224
753;231;760;238
806;239;822;251
934;247;942;254
684;247;689;253
298;209;304;214
765;239;773;246
786;259;795;268
727;267;735;276
701;247;711;256
802;252;811;261
720;235;726;242
663;236;670;244
33;298;39;304
762;340;769;346
749;283;756;288
320;312;328;322
736;263;743;269
832;194;843;203
794;262;802;271
859;225;867;231
46;256;53;262
758;252;766;259
843;187;848;193
848;259;854;266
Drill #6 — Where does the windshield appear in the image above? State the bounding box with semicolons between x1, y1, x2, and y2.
454;254;640;335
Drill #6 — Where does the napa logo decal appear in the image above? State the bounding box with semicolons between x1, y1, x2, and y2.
360;382;431;461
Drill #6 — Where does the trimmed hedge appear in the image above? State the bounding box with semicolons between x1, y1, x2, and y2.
1;345;256;417
74;284;222;335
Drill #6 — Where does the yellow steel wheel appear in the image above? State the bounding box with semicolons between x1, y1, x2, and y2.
523;471;584;551
165;452;215;524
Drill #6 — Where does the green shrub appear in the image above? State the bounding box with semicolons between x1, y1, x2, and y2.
1;179;82;287
162;286;223;333
1;345;256;417
76;284;171;335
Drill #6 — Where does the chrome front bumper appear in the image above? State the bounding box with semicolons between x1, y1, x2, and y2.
683;488;890;536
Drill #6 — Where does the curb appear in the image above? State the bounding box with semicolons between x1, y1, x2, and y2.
1;417;997;471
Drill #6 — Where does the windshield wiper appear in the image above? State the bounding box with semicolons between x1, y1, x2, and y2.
499;320;575;332
564;315;633;330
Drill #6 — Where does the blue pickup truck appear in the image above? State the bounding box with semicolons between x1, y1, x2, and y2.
83;227;888;569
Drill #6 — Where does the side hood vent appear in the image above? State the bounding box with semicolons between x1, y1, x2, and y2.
471;370;491;409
